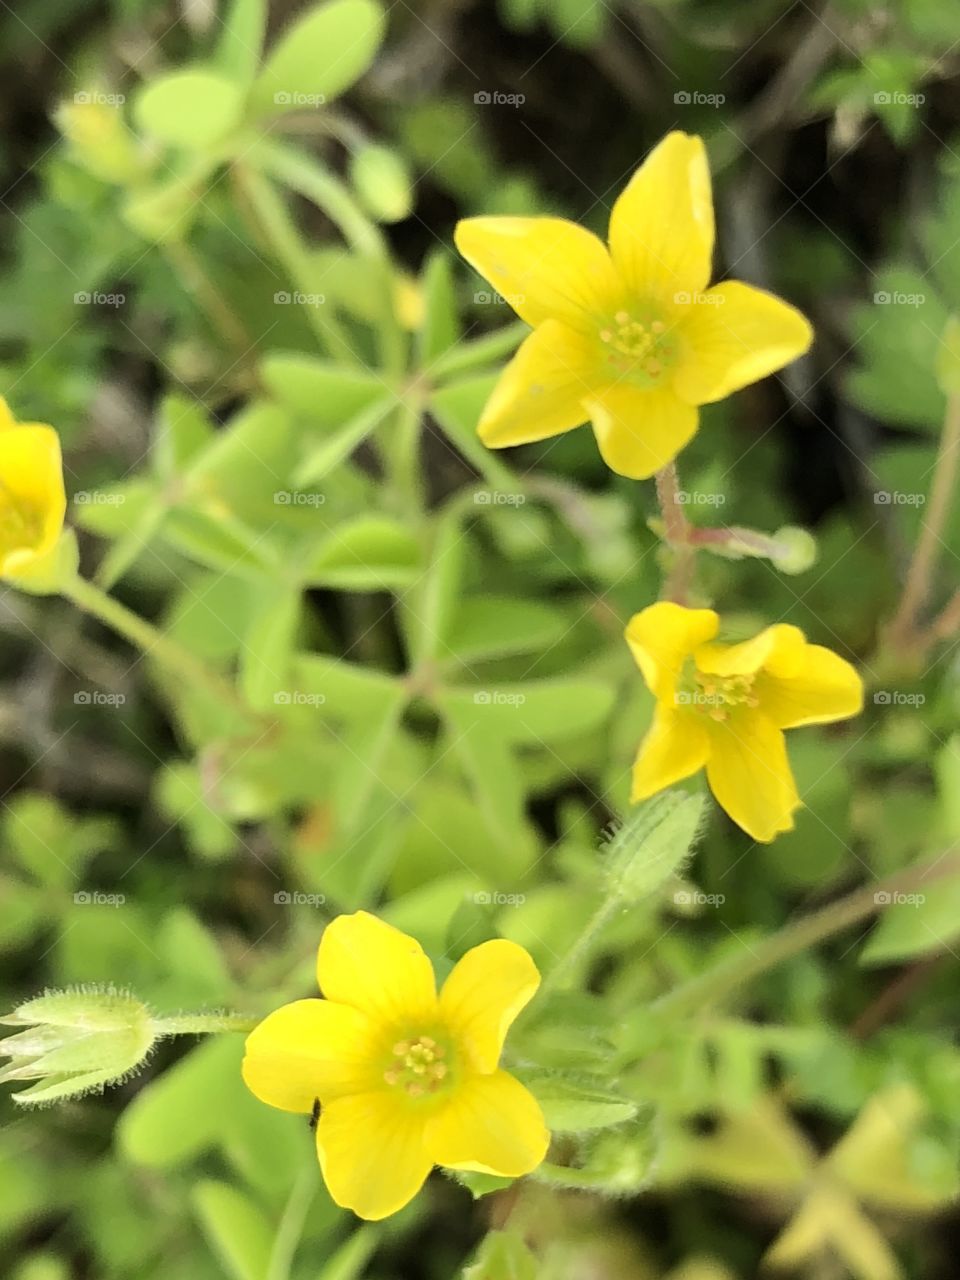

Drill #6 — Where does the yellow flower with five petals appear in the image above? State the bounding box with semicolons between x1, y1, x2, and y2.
455;132;813;478
242;911;550;1220
0;398;67;582
626;602;863;842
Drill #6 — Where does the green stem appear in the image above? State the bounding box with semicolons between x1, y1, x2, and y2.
652;852;960;1022
232;163;360;366
889;392;960;650
386;399;424;514
266;1161;318;1280
152;1012;259;1036
539;894;625;999
252;139;405;379
61;575;253;721
429;321;528;381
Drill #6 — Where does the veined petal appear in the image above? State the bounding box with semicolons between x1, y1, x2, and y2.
695;624;806;679
317;911;437;1027
585;382;698;479
241;998;379;1112
608;132;714;302
316;1091;433;1220
425;1069;549;1177
455;216;622;331
625;602;719;701
631;706;709;801
759;643;863;728
673;281;813;406
705;711;800;842
439;939;540;1074
477;320;597;448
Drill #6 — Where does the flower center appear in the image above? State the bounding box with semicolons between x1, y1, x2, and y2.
0;487;43;556
383;1035;451;1098
599;309;676;385
677;670;760;722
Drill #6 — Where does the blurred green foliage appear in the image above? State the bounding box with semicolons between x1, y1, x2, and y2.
2;0;960;1278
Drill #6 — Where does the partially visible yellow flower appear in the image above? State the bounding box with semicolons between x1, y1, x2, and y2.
0;398;67;582
626;602;863;842
242;911;549;1220
454;132;812;479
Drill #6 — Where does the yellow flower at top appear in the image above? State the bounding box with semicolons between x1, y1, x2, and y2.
242;911;549;1220
626;602;863;842
0;398;67;581
455;132;813;479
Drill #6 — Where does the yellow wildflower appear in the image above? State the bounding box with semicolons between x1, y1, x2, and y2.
626;602;863;842
242;911;549;1220
0;398;67;582
455;132;812;478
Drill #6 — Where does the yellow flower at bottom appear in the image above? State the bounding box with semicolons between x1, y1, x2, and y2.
626;602;863;842
0;397;67;582
242;911;549;1220
454;131;812;479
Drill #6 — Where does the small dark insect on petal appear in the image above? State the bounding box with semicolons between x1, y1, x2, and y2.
309;1097;321;1130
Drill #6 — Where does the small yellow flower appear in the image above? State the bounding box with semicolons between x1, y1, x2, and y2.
0;398;67;581
454;132;812;478
242;911;550;1220
626;602;863;842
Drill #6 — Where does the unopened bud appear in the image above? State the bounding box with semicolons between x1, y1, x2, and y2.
0;988;154;1105
605;791;706;903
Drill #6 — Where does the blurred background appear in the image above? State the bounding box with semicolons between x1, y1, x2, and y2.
2;1;960;1278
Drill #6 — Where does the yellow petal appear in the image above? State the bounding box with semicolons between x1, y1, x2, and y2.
585;382;698;479
625;602;719;701
317;911;437;1027
477;320;597;448
705;712;800;842
454;216;622;331
439;939;540;1074
0;397;17;430
759;643;863;728
673;281;813;406
631;707;710;801
608;132;714;301
241;998;379;1112
316;1091;433;1220
425;1069;549;1177
694;624;806;679
0;425;66;541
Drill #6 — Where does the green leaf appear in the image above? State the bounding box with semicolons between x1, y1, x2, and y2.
349;143;414;223
191;1180;273;1280
302;516;421;589
118;1036;244;1168
443;596;568;663
936;314;960;396
239;583;301;711
462;1229;537;1278
214;0;268;86
526;1075;638;1132
442;678;616;745
860;868;960;965
250;0;387;114
332;686;407;837
404;502;464;664
418;249;460;364
260;352;386;428
134;69;245;150
442;699;528;851
290;654;403;719
294;396;396;486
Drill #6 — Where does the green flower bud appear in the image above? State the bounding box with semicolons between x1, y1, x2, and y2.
349;144;414;223
769;525;818;575
604;790;706;904
55;96;147;186
0;988;155;1105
